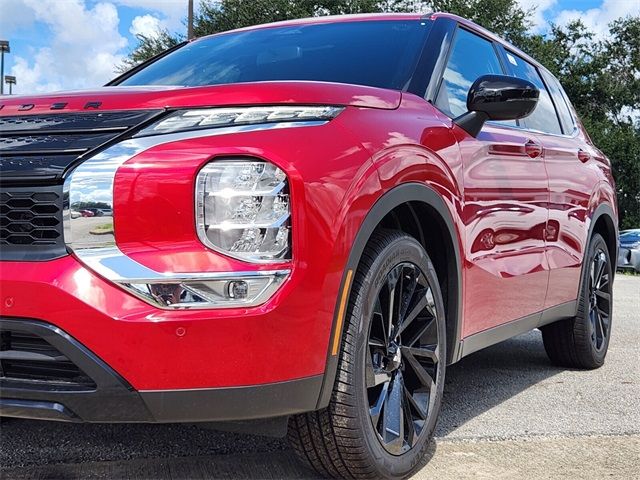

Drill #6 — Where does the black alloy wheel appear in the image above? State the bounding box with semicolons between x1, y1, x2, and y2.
366;262;440;455
588;247;611;352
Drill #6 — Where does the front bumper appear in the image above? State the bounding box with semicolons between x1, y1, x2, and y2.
0;254;332;422
0;318;322;423
617;247;640;272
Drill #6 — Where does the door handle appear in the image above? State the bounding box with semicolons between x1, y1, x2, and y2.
578;149;591;162
524;140;543;158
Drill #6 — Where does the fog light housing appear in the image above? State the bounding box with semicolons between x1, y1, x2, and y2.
123;272;287;309
196;160;291;263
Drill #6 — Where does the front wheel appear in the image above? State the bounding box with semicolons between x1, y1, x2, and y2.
288;231;446;479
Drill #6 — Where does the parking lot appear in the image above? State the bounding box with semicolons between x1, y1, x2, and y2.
1;275;638;479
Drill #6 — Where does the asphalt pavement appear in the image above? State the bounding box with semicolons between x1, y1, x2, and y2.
1;275;639;479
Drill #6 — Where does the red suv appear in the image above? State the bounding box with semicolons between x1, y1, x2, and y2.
0;13;618;479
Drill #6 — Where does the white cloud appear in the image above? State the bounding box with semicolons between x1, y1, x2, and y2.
8;0;128;95
516;0;557;32
553;0;640;37
130;14;163;38
0;0;36;37
113;0;188;32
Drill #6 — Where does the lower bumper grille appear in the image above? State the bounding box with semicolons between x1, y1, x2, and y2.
0;328;96;388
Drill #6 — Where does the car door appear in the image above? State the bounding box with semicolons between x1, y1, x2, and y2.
433;27;550;337
505;59;604;309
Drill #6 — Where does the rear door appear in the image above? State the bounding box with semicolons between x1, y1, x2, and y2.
500;50;599;309
432;27;550;337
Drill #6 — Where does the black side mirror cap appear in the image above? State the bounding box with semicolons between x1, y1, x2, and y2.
453;74;540;137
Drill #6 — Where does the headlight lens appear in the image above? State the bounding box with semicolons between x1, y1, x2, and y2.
196;160;291;262
137;105;343;136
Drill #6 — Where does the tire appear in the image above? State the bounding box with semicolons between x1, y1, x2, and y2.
541;233;613;369
288;230;446;479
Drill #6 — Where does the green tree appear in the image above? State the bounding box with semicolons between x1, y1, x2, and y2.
523;17;640;228
119;29;182;72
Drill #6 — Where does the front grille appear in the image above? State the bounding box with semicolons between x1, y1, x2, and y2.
0;109;160;260
0;329;96;388
0;110;159;182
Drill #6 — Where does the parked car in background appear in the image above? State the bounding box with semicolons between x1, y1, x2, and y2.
618;229;640;273
0;13;618;479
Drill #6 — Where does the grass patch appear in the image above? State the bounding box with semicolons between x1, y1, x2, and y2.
90;222;114;235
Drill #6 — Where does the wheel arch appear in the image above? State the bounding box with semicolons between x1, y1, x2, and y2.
316;182;463;409
589;204;618;270
573;202;619;318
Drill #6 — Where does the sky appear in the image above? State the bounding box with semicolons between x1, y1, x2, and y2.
0;0;639;96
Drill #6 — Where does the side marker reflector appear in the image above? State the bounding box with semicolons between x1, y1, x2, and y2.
332;269;354;356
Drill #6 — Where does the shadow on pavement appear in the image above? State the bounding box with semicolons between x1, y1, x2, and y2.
436;329;564;437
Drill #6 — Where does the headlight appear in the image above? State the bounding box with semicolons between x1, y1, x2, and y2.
196;160;291;262
137;105;343;136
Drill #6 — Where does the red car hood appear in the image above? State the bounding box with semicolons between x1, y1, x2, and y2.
0;81;401;115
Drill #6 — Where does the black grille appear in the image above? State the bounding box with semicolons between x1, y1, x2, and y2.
0;110;160;182
0;329;96;388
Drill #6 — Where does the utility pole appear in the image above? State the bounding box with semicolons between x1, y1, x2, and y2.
188;0;194;39
5;75;16;95
0;40;10;96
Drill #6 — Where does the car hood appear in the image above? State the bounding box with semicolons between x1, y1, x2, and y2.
0;81;401;114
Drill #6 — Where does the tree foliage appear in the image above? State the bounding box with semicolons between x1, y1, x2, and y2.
121;0;640;228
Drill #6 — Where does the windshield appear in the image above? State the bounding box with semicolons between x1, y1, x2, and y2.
117;20;429;91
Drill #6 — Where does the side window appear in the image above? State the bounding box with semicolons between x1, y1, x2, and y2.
435;28;504;118
503;51;562;135
541;69;576;135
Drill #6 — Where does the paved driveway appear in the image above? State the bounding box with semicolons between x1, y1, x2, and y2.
2;275;639;479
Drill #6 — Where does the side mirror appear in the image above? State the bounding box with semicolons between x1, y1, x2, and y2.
454;74;539;137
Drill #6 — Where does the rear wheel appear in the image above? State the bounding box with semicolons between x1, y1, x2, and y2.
541;233;613;369
288;230;446;479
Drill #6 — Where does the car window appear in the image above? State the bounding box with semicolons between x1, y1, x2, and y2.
118;21;429;91
503;51;562;135
620;232;640;243
435;28;504;118
541;70;576;135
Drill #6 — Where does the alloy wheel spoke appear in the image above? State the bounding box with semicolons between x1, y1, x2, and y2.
593;252;606;290
371;299;388;349
403;384;427;421
394;290;428;340
398;266;419;322
369;380;390;428
402;388;417;447
382;373;405;454
401;345;438;364
403;348;436;389
405;316;437;349
595;289;611;303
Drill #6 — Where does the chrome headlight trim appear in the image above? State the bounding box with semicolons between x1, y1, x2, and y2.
77;246;289;309
63;120;326;251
